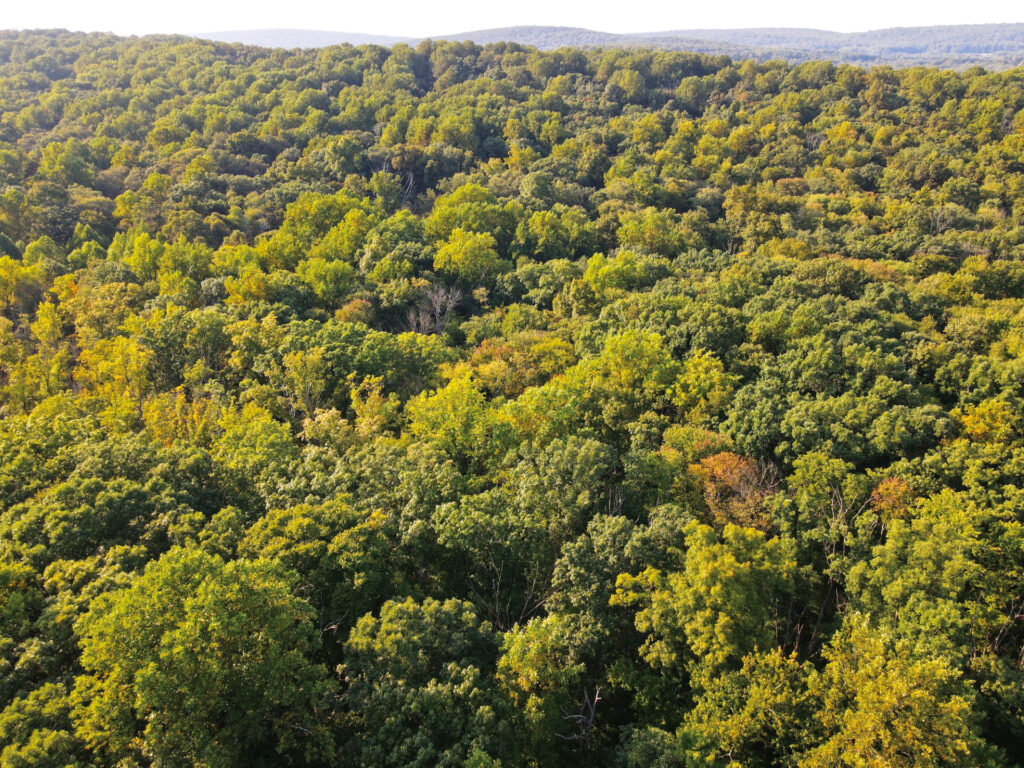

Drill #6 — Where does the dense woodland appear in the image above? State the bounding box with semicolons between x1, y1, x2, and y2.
207;24;1024;70
2;28;1024;767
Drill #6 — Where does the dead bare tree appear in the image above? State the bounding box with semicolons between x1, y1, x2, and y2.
404;304;431;335
400;170;415;206
465;556;549;631
557;687;602;749
410;284;461;335
929;204;954;234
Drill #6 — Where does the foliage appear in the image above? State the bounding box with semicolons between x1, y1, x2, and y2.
0;29;1024;768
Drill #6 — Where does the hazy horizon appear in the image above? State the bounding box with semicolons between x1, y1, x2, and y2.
6;0;1022;39
189;21;1022;36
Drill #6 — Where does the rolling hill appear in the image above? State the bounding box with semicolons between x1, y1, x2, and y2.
200;23;1024;68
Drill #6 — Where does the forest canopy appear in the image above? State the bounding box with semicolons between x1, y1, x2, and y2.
2;28;1024;767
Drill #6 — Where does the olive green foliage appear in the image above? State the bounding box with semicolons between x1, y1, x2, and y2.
2;28;1024;768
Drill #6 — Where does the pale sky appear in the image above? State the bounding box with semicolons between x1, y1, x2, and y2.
5;0;1023;38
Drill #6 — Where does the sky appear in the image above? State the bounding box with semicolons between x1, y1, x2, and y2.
5;0;1023;38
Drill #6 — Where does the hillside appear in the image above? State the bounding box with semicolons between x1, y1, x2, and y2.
201;22;1024;67
202;28;414;47
3;28;1024;768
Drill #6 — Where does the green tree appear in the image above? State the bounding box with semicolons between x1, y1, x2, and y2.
434;229;510;288
341;597;516;768
801;613;999;768
614;522;796;688
72;548;333;767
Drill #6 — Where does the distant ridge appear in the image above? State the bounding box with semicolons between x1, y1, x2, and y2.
199;23;1024;68
202;29;414;48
